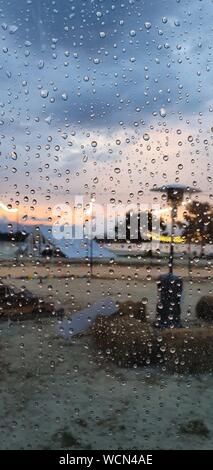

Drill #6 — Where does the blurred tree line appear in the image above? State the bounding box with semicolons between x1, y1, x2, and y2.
178;201;213;256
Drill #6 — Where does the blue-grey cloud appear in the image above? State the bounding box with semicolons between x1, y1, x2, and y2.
0;0;212;211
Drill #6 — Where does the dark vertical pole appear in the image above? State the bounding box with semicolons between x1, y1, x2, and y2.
169;204;176;275
188;240;191;277
90;202;93;278
90;236;93;278
16;209;19;262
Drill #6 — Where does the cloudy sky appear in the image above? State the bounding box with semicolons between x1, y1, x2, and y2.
0;0;212;225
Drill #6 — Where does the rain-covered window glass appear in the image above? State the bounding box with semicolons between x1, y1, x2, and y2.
0;0;213;454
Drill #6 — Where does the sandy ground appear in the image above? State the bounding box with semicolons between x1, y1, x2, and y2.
0;321;213;450
0;262;213;450
0;258;212;281
1;264;212;322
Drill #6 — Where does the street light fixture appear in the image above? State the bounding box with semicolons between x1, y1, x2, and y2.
85;196;95;278
151;184;201;328
151;184;201;274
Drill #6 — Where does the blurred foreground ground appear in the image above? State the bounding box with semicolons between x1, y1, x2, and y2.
0;261;212;449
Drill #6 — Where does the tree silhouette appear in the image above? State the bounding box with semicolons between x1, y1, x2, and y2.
179;201;213;256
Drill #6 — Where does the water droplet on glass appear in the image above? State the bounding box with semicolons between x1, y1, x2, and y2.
9;25;18;34
159;107;166;117
62;93;68;101
38;59;44;69
40;89;49;98
11;151;17;161
45;115;52;125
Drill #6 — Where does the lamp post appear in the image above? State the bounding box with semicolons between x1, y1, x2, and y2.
151;184;201;328
90;200;93;278
86;196;95;278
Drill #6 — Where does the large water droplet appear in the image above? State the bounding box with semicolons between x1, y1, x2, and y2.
40;89;49;98
9;25;18;34
11;151;17;160
62;93;68;101
159;107;166;117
